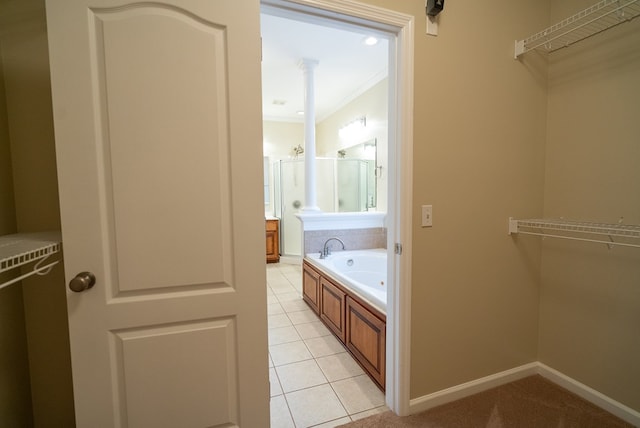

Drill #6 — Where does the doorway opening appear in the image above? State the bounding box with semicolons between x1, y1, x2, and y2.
261;0;414;424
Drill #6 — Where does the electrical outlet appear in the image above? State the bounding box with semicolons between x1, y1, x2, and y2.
421;205;433;227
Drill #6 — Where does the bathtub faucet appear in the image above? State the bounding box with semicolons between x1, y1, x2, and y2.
321;237;345;259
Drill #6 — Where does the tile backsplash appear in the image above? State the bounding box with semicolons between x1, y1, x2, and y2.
304;228;387;256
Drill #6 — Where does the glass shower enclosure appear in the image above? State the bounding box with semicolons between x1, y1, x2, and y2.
273;158;372;257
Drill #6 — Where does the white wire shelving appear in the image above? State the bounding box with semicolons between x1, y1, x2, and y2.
514;0;640;58
0;231;62;290
508;218;640;249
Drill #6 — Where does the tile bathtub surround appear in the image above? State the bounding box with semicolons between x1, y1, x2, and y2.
304;228;387;256
267;262;388;428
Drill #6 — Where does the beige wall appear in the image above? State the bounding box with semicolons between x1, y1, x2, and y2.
0;0;75;425
316;77;387;156
0;35;33;428
264;79;389;214
261;0;637;409
317;78;388;212
355;0;549;398
0;42;16;233
3;0;638;423
539;0;640;410
263;120;304;160
262;120;304;214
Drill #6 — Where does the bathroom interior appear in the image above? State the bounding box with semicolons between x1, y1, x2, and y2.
1;0;639;427
261;10;393;425
261;10;390;259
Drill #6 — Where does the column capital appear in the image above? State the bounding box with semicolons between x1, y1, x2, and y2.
298;58;319;71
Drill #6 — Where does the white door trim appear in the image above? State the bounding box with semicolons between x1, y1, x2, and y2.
262;0;414;415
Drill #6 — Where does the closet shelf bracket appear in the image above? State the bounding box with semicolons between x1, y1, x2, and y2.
0;231;62;291
508;218;640;249
514;0;640;58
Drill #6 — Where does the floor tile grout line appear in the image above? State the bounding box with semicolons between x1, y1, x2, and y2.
308;415;353;428
269;263;385;426
269;265;301;427
271;329;375;420
279;386;298;428
328;373;358;418
280;379;350;427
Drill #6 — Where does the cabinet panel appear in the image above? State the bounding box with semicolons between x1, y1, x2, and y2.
320;277;346;341
265;219;279;263
302;262;320;314
302;260;386;391
346;296;385;389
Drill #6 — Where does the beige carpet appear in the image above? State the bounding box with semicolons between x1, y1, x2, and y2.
338;375;634;428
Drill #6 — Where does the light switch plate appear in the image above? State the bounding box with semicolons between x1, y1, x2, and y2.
422;205;433;227
426;15;438;36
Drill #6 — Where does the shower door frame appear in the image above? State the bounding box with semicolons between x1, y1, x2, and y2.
261;0;414;416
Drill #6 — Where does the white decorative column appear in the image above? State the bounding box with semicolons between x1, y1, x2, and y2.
299;58;321;213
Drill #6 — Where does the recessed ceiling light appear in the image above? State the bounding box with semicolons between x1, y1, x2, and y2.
363;36;379;46
296;110;304;116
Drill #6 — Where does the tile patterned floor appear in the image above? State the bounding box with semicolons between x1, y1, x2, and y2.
267;262;388;428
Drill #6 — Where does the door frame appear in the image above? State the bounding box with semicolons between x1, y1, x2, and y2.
261;0;414;415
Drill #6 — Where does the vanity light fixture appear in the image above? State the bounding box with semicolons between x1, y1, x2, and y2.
339;116;366;139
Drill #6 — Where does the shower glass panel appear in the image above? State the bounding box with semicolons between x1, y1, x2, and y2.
337;159;369;212
341;138;377;209
316;158;336;213
275;159;336;256
277;160;304;257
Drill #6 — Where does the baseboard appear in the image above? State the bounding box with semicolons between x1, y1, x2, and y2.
408;362;539;414
408;362;640;427
537;363;640;427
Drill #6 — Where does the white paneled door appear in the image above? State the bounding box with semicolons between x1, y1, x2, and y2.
45;1;268;426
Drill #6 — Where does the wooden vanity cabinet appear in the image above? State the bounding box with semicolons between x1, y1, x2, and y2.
346;296;386;389
266;219;279;263
302;259;386;390
302;262;321;314
320;277;346;341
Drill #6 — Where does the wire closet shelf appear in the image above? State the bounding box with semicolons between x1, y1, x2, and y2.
514;0;640;58
0;231;62;291
508;218;640;249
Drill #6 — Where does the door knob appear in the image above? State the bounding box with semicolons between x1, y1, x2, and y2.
69;271;96;292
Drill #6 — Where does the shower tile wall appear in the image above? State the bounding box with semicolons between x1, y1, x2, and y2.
304;228;386;255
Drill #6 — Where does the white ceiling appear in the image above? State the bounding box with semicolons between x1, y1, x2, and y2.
260;12;389;123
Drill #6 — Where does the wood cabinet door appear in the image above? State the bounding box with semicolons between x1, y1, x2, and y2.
302;262;320;314
320;277;346;341
266;220;279;263
346;296;386;389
